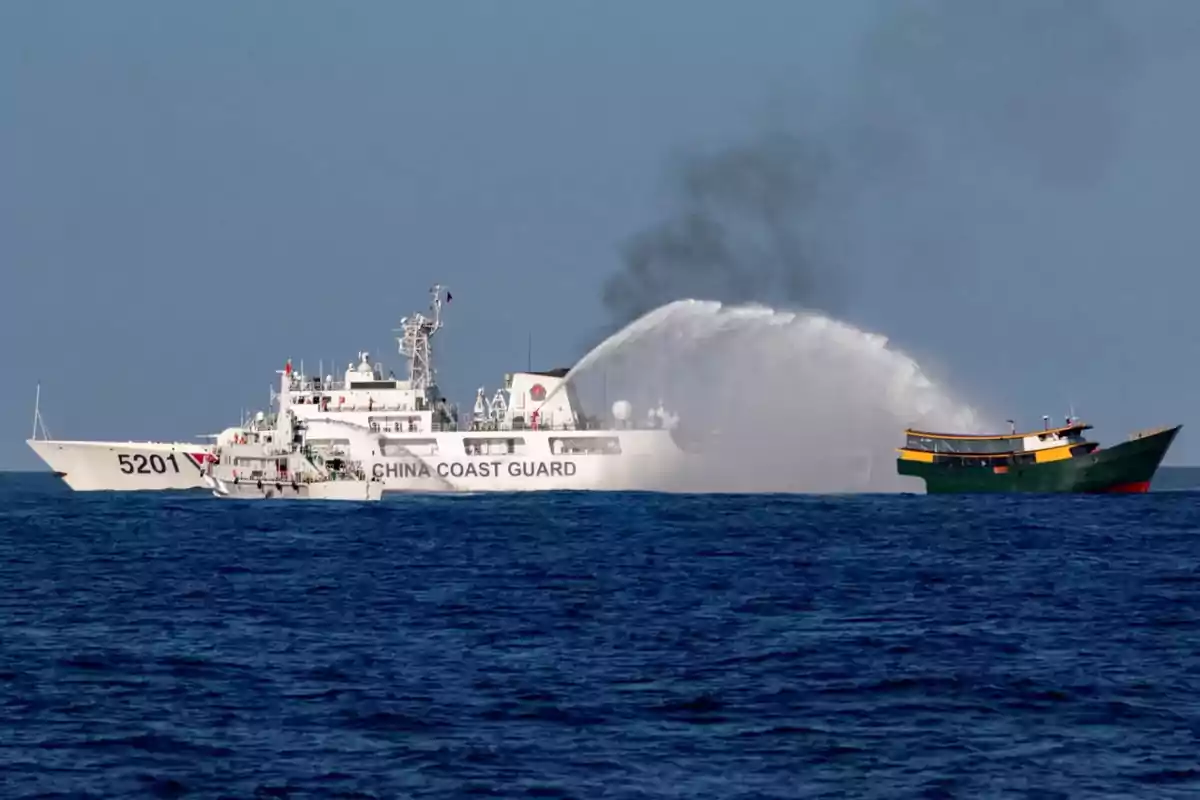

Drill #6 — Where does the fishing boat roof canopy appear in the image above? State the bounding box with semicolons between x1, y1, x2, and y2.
902;421;1093;456
904;421;1092;441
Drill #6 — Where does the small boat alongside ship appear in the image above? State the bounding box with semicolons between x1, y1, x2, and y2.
896;419;1181;494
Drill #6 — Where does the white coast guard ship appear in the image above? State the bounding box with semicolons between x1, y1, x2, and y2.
25;386;213;492
201;285;685;500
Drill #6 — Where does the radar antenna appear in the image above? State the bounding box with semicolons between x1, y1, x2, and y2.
394;284;447;393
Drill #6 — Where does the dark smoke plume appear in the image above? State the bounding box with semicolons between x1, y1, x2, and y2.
600;0;1144;329
600;132;845;327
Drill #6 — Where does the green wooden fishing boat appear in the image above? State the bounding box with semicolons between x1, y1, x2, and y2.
896;420;1181;494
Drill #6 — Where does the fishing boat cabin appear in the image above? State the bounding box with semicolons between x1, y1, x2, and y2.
897;420;1099;469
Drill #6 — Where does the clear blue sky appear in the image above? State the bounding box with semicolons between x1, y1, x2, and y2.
3;0;1199;468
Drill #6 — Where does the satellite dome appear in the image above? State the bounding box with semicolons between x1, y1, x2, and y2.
612;400;632;422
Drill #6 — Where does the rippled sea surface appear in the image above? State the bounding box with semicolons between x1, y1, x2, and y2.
3;472;1200;798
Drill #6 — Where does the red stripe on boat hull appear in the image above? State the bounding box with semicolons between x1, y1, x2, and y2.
1101;481;1151;494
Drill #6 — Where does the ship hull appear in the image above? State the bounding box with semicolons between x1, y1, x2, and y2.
209;452;680;500
27;439;212;492
365;452;673;493
897;425;1180;494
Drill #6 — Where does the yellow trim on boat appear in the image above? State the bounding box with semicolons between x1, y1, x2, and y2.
1034;445;1075;463
896;449;935;463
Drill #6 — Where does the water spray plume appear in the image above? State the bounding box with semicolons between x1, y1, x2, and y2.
565;300;991;493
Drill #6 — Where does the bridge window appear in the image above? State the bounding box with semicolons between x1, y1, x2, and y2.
348;380;398;390
370;415;423;433
549;436;622;455
464;437;526;456
379;438;439;456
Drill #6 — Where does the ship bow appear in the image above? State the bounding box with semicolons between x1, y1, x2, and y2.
1088;424;1181;493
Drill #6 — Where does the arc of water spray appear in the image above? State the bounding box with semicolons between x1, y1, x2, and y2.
549;297;986;492
538;300;707;412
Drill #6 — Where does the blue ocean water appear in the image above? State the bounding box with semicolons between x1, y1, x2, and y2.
2;473;1200;799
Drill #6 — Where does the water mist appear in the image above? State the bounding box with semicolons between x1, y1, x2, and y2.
564;299;990;493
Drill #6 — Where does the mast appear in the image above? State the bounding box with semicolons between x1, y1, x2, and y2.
394;284;447;393
30;383;50;440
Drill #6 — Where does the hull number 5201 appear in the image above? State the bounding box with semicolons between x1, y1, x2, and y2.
118;453;181;474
